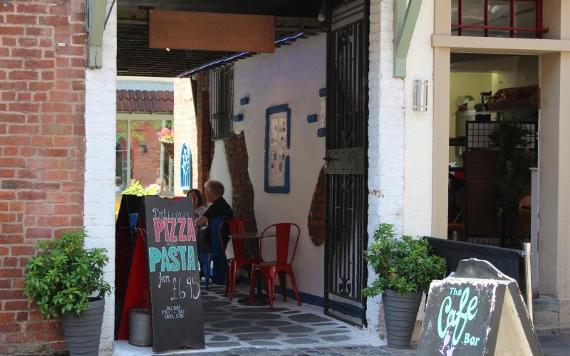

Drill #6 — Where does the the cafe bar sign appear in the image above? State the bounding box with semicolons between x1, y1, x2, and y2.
418;259;543;356
149;10;275;53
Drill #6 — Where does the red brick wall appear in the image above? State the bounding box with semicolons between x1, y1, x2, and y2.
0;1;86;353
130;121;163;187
196;73;214;190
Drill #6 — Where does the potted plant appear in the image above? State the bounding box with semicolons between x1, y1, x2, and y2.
363;224;446;349
489;120;535;243
24;230;111;356
156;127;174;158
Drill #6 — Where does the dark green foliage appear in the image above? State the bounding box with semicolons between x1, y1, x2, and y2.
24;230;111;319
489;120;536;237
363;224;447;297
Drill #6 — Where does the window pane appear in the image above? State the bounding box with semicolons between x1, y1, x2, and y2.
515;1;537;38
116;120;129;190
488;1;511;37
462;0;485;37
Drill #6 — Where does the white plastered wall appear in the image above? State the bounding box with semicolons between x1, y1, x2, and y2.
209;141;234;203
366;0;434;337
174;78;199;195
209;34;326;297
83;1;116;354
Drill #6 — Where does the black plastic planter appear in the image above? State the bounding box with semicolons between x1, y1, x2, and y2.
383;289;422;349
62;298;104;356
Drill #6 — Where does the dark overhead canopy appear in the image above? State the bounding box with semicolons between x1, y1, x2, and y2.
118;0;328;77
119;0;323;18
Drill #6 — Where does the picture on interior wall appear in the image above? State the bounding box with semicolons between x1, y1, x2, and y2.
264;104;291;193
180;143;192;190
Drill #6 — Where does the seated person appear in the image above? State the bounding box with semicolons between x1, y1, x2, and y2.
187;189;207;217
196;180;233;250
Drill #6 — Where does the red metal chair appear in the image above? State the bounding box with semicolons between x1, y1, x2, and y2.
248;223;301;309
218;218;259;300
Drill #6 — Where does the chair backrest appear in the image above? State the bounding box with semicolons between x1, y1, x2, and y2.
260;223;300;264
219;218;255;259
209;217;228;257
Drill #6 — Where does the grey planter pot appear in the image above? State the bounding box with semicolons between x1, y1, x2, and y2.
383;289;423;349
62;298;104;356
129;308;153;347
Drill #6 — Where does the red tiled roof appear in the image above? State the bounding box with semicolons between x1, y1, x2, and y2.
117;90;174;113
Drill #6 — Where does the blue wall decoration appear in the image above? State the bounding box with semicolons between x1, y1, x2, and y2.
232;114;244;122
317;128;326;137
264;104;291;194
240;97;250;105
307;114;318;123
180;143;192;190
319;88;327;97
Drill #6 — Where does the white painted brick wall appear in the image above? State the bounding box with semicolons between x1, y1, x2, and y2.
366;0;435;338
366;0;405;337
173;78;199;195
84;1;117;354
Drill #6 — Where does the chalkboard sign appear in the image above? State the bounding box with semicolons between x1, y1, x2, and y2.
144;196;205;352
418;259;542;356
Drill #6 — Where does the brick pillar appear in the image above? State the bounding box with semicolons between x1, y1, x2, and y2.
0;1;86;354
196;73;214;190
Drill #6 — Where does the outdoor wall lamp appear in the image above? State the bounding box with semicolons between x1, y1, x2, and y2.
318;0;327;22
413;79;429;112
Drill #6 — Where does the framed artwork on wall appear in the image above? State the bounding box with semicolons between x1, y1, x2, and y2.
264;104;291;193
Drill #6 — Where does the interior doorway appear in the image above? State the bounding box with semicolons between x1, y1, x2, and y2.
114;0;374;352
447;53;539;248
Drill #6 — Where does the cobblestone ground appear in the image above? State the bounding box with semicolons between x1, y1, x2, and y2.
195;345;417;356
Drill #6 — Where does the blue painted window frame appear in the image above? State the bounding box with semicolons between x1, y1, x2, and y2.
264;104;291;194
180;143;192;190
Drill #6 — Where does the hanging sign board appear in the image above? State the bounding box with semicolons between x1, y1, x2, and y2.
418;259;543;356
144;196;204;352
149;10;275;53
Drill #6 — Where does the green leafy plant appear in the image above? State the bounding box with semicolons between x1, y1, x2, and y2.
489;120;535;237
363;224;447;297
122;180;158;196
24;230;111;319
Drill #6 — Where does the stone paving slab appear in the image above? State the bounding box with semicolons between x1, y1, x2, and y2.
196;345;417;356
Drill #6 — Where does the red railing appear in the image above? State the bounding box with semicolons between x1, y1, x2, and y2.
452;0;546;38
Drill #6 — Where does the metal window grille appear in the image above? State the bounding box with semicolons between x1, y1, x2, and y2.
452;0;545;38
209;66;234;140
466;121;538;151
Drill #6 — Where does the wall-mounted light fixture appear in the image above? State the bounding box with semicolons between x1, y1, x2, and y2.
413;79;428;112
318;0;327;23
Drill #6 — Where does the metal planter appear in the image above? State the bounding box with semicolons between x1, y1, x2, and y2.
383;289;423;349
62;298;104;356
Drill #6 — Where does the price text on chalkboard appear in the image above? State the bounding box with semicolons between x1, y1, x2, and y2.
144;196;205;352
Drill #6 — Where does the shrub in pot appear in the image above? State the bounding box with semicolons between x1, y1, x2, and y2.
363;224;446;349
24;230;111;356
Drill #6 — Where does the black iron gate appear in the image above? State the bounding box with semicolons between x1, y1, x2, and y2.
324;0;369;326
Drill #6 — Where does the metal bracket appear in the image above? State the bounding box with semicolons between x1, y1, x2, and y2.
393;0;423;78
86;0;107;69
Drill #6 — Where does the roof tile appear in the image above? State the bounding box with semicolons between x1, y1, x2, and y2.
116;89;174;113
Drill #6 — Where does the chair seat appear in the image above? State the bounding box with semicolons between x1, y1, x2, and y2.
231;257;261;264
